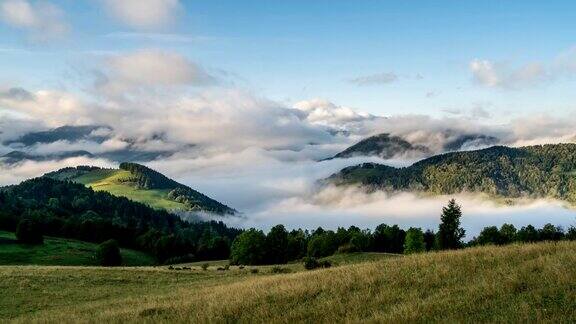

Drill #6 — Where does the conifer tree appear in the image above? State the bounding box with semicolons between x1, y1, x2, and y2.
436;199;465;250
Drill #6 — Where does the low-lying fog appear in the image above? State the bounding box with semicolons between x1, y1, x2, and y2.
153;150;576;238
2;142;576;240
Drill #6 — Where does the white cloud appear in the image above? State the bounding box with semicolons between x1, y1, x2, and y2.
293;99;376;130
94;49;217;97
470;59;549;89
469;46;576;89
104;32;207;43
0;89;93;127
0;0;69;41
102;0;180;30
349;72;398;86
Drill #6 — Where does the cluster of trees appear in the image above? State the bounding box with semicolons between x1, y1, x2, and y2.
119;162;179;190
4;175;576;268
332;144;576;204
230;200;465;265
0;177;241;263
230;199;576;266
471;223;576;246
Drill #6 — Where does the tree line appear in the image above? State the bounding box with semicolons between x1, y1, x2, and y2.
229;199;576;265
3;177;575;267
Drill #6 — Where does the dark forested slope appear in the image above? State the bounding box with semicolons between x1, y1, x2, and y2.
328;144;576;203
0;177;241;263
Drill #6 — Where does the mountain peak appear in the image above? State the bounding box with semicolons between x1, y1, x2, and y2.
45;164;237;216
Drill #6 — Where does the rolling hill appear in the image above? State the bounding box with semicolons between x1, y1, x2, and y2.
0;176;241;263
0;231;154;266
327;143;576;203
44;162;236;216
2;241;575;322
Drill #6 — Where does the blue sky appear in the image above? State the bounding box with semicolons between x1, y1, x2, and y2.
1;0;576;119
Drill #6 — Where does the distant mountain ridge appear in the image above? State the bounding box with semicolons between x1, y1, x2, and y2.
328;132;500;160
45;163;237;216
330;133;430;160
327;144;576;203
1;125;175;164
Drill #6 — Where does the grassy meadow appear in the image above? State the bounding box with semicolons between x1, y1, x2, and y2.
1;241;575;322
0;231;155;267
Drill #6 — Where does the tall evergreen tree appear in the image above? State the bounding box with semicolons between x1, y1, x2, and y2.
436;199;465;250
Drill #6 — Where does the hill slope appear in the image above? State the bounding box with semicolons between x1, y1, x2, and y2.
0;231;154;266
0;177;241;262
328;144;576;203
2;242;575;322
45;163;236;215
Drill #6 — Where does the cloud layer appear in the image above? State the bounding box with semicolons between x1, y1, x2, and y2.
102;0;180;30
470;47;576;89
0;0;69;41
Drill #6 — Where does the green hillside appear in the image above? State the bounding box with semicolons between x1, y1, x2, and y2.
0;177;241;264
328;144;576;203
45;163;236;215
1;242;575;322
0;231;154;266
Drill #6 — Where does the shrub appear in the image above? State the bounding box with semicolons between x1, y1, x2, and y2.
320;260;332;268
16;219;43;245
201;263;209;271
95;239;122;267
337;243;360;254
303;257;320;270
270;266;291;274
304;257;332;270
250;268;259;274
163;254;196;265
224;265;230;271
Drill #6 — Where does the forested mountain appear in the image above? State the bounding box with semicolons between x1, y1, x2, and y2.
328;133;500;160
329;133;430;160
0;177;241;263
328;144;576;203
45;163;237;216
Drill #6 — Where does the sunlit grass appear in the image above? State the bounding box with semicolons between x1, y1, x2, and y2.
74;169;187;211
2;241;575;322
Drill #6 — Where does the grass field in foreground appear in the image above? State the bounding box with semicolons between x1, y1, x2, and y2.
0;231;155;267
1;241;575;322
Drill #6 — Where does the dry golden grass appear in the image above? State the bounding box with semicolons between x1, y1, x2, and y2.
2;242;576;323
